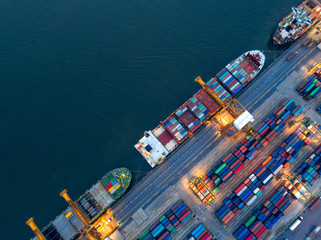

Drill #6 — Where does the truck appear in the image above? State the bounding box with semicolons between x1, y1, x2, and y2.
302;38;312;47
286;51;298;61
310;197;321;210
289;216;303;231
305;226;321;240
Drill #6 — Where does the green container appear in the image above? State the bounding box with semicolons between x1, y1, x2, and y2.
215;163;226;174
139;229;150;239
257;137;262;142
214;178;221;186
168;225;175;232
309;87;319;97
284;99;293;108
159;215;166;222
152;225;165;237
274;125;280;131
246;135;251;140
306;83;315;93
245;215;256;228
213;187;220;194
256;190;262;196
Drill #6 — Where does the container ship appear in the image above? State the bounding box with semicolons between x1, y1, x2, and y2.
29;168;131;240
135;50;265;168
273;0;321;45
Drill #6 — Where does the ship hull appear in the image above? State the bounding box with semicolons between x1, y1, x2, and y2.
136;50;265;167
31;168;131;240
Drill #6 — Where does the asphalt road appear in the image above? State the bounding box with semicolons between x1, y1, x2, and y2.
278;199;321;240
107;24;321;239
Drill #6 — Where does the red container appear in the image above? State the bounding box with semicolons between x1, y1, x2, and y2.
223;170;233;181
234;164;245;174
235;183;246;194
230;159;241;170
256;226;267;238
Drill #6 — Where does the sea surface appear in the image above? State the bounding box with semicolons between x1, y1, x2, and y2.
0;0;303;239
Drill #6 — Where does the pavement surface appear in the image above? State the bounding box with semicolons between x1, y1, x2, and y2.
104;23;321;240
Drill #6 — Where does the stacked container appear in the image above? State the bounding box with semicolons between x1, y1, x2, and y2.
206;77;231;102
161;115;189;143
233;184;294;240
186;96;211;122
296;75;321;101
216;128;311;226
191;99;301;205
138;200;192;240
101;173;124;200
295;145;321;188
195;89;221;114
215;68;243;96
175;105;201;133
189;224;215;240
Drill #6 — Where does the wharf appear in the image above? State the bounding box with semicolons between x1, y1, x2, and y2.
106;24;321;240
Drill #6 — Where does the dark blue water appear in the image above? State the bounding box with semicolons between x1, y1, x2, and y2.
0;0;302;239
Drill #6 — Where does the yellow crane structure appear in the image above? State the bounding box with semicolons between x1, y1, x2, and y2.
276;173;314;200
60;189;102;240
195;76;247;127
26;218;46;240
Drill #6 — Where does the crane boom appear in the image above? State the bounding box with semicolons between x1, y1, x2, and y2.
60;189;91;229
195;76;226;108
195;76;246;119
26;218;47;240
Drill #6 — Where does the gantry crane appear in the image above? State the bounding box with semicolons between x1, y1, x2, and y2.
26;218;46;240
276;173;314;200
290;117;321;141
60;189;102;240
195;76;247;127
189;177;216;203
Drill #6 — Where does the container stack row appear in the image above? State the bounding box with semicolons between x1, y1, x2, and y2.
188;224;216;240
161;115;189;143
233;184;294;240
206;77;232;102
216;129;310;226
190;99;301;205
186;96;211;122
175;105;202;133
215;68;243;96
295;145;321;188
137;200;192;240
253;99;302;147
296;75;321;101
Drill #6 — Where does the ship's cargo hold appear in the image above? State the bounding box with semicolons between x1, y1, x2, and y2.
233;184;295;240
31;168;132;240
297;75;321;101
136;51;265;167
217;123;312;225
137;200;192;240
196;99;301;206
189;223;215;240
217;51;265;95
273;0;321;45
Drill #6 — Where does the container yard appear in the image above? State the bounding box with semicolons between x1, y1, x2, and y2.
28;6;321;240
